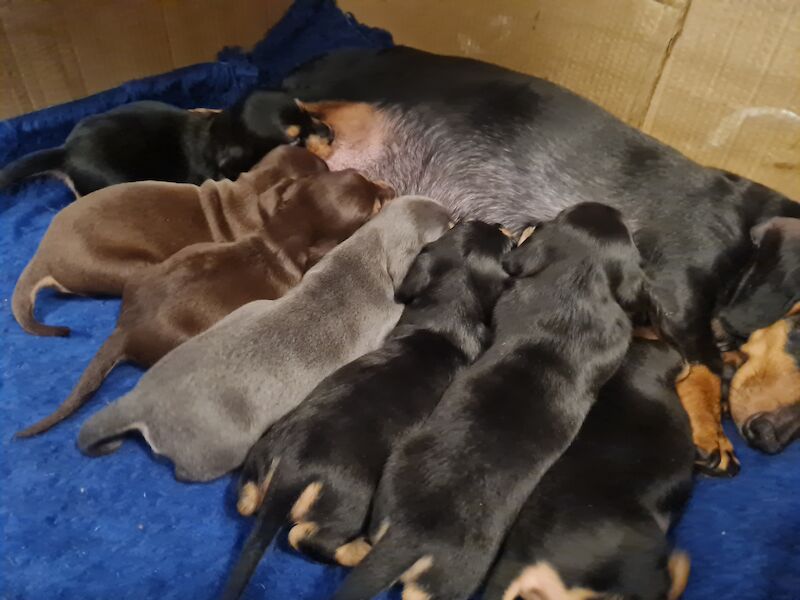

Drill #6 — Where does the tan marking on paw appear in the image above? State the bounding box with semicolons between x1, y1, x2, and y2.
400;555;433;584
518;226;535;246
285;125;301;139
290;481;322;521
288;521;319;550
334;538;372;567
402;583;431;600
371;519;390;544
667;551;691;600
502;562;599;600
237;482;261;516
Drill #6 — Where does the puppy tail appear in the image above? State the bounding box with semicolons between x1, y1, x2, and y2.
77;392;143;457
16;329;128;438
11;256;71;337
220;490;295;600
331;528;419;600
0;147;65;190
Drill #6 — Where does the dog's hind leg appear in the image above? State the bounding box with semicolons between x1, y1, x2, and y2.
289;479;374;566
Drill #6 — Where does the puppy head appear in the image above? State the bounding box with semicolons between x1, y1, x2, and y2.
251;145;329;179
713;217;800;350
212;91;332;178
265;169;395;267
728;315;800;453
396;220;514;308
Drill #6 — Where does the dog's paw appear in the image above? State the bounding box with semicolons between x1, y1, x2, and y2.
236;457;279;516
694;433;740;477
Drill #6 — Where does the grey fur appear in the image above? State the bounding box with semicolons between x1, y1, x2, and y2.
77;196;450;482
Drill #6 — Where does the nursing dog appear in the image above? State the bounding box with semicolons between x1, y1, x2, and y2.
77;197;450;482
221;221;513;599
284;46;800;475
484;339;694;600
16;168;385;437
10;147;386;337
0;91;331;195
333;203;648;600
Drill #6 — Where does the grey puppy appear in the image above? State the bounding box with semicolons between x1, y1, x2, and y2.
77;196;451;482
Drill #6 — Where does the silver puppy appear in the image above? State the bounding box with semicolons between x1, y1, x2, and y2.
77;196;451;482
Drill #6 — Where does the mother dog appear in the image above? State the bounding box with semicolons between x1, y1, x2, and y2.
282;46;800;475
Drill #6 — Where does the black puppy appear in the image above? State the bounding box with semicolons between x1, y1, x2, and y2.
0;91;331;195
220;221;513;600
333;203;648;600
484;339;694;600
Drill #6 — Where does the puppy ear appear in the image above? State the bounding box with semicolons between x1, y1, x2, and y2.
395;251;434;303
502;243;548;278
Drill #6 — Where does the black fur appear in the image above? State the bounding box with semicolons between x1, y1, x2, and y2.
0;91;331;195
332;203;647;600
484;339;694;600
220;221;513;600
713;218;800;349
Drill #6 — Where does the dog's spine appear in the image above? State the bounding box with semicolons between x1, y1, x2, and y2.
331;529;419;600
220;489;296;600
0;147;65;190
16;330;127;438
11;258;70;337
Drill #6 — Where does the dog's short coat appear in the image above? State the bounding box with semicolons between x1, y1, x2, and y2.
0;92;331;195
220;221;514;599
10;146;365;337
332;202;648;600
76;196;450;482
16;168;389;437
484;339;694;600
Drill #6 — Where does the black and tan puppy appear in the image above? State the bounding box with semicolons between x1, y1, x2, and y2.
220;221;514;600
333;202;649;600
0;91;331;195
484;339;694;600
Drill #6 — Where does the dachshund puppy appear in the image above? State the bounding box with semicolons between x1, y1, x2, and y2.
11;147;387;337
333;202;648;600
726;316;800;454
0;91;331;195
484;339;694;600
16;169;387;437
76;197;450;482
221;221;513;599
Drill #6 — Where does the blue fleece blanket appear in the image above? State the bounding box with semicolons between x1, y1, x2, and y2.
1;2;797;599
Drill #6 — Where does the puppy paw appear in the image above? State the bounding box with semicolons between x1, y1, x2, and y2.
694;433;740;477
334;538;372;567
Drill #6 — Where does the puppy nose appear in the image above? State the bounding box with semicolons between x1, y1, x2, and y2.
742;412;781;454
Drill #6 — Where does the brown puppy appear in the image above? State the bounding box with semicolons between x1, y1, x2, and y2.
727;316;800;454
16;171;394;437
11;145;328;337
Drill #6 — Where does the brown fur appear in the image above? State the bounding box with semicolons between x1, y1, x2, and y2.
675;365;738;475
300;102;385;170
16;167;393;437
729;319;800;428
11;146;329;337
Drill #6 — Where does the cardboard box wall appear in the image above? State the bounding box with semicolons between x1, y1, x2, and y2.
1;0;797;199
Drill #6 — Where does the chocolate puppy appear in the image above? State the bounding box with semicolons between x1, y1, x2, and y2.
76;197;451;483
0;91;331;195
10;147;380;337
484;339;694;600
333;203;649;600
16;168;387;437
221;221;513;599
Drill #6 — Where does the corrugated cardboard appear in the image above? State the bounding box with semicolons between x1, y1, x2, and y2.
0;0;291;119
341;0;799;199
1;0;797;198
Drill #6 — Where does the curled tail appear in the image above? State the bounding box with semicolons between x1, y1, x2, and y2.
221;488;296;600
0;147;65;190
77;392;144;456
11;257;71;337
332;528;419;600
17;330;127;438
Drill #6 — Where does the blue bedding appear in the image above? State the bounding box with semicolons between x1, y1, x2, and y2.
1;2;797;599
